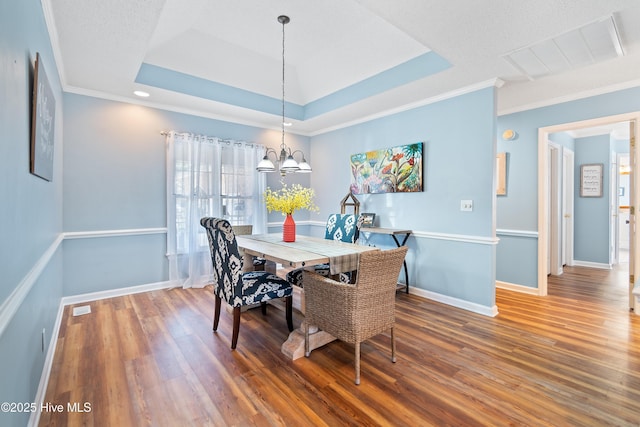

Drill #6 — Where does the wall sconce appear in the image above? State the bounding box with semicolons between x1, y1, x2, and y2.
502;129;517;141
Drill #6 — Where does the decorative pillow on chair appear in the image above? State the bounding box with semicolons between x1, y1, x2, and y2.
286;213;361;288
325;213;360;243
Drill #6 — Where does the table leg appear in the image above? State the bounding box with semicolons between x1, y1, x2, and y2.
391;234;410;294
242;252;254;273
281;321;335;360
280;286;335;360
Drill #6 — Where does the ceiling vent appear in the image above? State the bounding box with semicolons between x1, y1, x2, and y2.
503;15;624;80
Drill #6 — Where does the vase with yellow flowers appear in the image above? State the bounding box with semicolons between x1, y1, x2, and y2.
264;184;319;242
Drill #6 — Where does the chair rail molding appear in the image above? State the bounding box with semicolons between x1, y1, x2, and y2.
0;234;64;338
496;229;538;238
309;221;499;245
1;228;168;340
63;227;167;239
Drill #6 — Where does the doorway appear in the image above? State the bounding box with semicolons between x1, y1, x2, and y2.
617;153;631;263
546;142;575;276
538;114;638;311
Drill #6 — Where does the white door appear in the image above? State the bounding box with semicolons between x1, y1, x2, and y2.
548;142;562;276
629;121;636;311
611;156;620;265
562;148;574;267
619;154;631;253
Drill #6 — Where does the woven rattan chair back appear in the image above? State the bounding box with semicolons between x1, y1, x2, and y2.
303;246;408;384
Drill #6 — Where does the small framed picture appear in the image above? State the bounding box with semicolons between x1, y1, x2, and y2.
580;163;603;197
360;212;376;227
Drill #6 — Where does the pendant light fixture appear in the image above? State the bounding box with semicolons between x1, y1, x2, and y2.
257;15;312;176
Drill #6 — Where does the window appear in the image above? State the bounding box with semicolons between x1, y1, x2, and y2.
166;132;266;287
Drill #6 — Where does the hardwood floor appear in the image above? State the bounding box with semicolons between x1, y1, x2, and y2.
40;266;640;426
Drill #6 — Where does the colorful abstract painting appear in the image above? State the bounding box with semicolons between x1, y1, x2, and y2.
350;143;423;194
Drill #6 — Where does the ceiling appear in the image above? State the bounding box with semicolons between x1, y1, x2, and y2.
44;0;640;136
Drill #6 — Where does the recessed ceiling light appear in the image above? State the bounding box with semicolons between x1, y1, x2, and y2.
133;90;150;97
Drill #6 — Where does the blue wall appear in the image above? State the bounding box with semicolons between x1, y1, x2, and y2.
62;93;311;296
63;87;500;312
574;135;611;264
309;86;499;310
497;87;640;289
0;0;64;425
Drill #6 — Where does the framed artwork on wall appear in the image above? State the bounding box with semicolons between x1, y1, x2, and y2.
30;52;56;182
350;142;423;194
580;163;603;197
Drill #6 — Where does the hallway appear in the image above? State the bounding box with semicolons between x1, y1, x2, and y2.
549;255;630;311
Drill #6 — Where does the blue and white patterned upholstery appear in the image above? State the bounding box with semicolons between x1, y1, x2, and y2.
324;213;361;242
201;217;293;349
286;213;361;287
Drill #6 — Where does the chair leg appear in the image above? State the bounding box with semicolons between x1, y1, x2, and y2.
231;306;241;350
261;301;267;315
304;322;310;357
355;342;361;385
285;296;293;332
391;327;397;363
212;295;222;331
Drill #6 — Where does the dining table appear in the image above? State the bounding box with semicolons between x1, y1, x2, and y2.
235;233;380;359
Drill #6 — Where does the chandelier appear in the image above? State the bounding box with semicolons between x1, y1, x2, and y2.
257;15;312;176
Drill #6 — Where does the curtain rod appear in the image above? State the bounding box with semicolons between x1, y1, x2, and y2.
161;130;261;148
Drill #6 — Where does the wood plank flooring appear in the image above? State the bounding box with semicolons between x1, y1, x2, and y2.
40;265;640;426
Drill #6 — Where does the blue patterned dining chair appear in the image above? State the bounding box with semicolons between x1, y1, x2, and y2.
286;213;362;287
200;218;293;350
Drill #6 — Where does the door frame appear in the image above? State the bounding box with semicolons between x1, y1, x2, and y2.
537;113;639;310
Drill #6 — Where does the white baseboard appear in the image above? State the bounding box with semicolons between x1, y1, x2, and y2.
61;280;177;306
28;301;65;427
408;285;499;317
572;260;611;270
496;280;541;295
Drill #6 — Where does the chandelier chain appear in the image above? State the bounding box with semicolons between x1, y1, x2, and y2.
256;15;310;175
281;16;286;150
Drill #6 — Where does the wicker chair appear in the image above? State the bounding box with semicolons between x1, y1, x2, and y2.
200;218;293;350
233;224;266;271
303;246;408;384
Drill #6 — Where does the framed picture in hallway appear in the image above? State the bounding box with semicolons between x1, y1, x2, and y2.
580;163;603;197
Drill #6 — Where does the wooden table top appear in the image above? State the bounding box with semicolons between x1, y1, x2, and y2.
236;234;378;271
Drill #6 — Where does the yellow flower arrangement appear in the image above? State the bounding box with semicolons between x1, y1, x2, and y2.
264;184;319;216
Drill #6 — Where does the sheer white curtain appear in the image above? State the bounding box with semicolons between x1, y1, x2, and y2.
166;131;267;288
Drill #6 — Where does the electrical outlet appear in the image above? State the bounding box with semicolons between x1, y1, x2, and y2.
461;200;473;212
